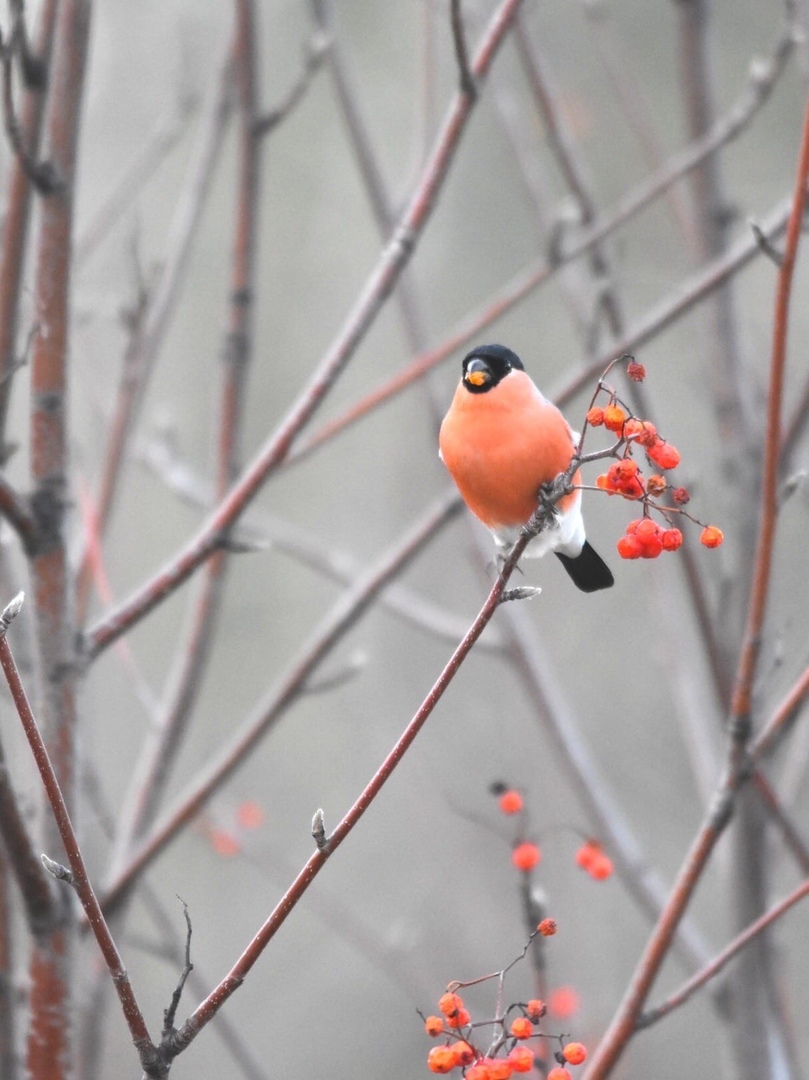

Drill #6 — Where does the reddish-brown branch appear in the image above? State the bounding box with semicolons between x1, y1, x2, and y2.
168;508;541;1051
0;476;38;551
0;850;14;1080
729;93;809;745
0;717;58;934
0;0;58;456
0;602;157;1068
583;85;809;1080
751;770;809;875
26;3;91;1075
83;0;525;661
753;662;809;760
638;876;809;1029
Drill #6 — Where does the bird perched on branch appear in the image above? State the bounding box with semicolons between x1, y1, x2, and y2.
439;344;613;593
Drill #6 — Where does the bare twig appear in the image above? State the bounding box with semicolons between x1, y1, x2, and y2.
74;96;200;266
0;13;61;193
253;30;329;136
159;484;568;1052
161;900;193;1039
0;597;157;1071
0;596;58;934
638;876;809;1029
583;81;809;1080
83;0;526;661
450;0;477;98
0;0;58;458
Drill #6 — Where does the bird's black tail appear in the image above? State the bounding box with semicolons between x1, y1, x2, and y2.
556;541;614;593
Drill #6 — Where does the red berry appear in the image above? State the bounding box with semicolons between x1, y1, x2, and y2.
428;1046;457;1073
626;360;646;381
446;1008;471;1029
438;992;464;1018
487;1059;513;1080
634;518;659;540
563;1042;587;1065
548;1069;572;1080
548;986;579;1019
525;999;546;1021
498;789;523;815
662;528;683;551
538;917;557;936
640;536;663;559
510;1017;533;1039
425;1016;445;1037
617;534;643;560
603;404;627;433
588;853;614;881
466;1064;491;1080
700;525;724;548
511;842;541;872
453;1041;476;1067
624;418;657;446
672;486;690;504
586;406;604;427
647;440;681;470
508;1046;535;1073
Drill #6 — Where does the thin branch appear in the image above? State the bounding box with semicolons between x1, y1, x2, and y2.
0;710;59;933
753;661;809;760
164;484;568;1052
161;901;193;1039
0;597;157;1069
0;476;38;552
583;81;809;1080
638;876;809;1029
729;88;809;754
751;770;809;875
450;0;477;97
0;850;15;1080
253;30;329;136
83;0;526;661
0;15;61;193
74;95;199;266
0;0;58;458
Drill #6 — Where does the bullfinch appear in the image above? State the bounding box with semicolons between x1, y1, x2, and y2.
439;344;613;592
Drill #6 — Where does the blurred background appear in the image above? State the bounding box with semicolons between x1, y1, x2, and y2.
3;1;809;1077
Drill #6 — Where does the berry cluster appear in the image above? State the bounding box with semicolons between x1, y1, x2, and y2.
424;986;588;1079
584;358;723;560
492;784;613;884
575;840;613;881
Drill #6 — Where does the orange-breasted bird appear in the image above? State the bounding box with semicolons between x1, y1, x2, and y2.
439;344;614;592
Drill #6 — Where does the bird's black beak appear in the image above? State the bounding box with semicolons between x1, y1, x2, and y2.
464;357;492;388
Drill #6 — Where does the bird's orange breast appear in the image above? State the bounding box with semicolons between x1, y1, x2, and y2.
439;370;580;529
